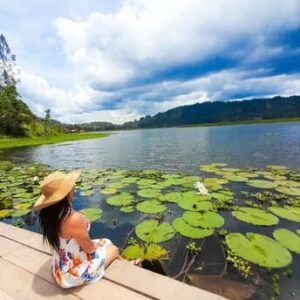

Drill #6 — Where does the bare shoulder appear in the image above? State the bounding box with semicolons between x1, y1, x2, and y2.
68;211;86;226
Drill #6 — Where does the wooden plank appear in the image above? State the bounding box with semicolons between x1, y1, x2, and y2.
0;222;227;299
0;235;23;257
0;258;80;300
0;222;51;255
2;242;150;300
105;260;227;300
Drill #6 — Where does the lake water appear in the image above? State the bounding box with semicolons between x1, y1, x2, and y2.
1;122;300;300
1;123;300;172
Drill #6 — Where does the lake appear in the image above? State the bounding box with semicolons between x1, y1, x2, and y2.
0;122;300;300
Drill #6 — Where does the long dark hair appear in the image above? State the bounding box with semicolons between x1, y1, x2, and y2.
38;197;71;252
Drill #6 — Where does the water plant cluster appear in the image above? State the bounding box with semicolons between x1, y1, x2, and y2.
0;160;299;299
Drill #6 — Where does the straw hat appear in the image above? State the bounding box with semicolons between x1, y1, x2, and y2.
33;170;81;211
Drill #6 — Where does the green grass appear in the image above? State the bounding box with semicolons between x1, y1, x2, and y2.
178;117;300;128
0;132;108;150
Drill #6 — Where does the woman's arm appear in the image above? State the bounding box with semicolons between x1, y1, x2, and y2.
68;212;97;254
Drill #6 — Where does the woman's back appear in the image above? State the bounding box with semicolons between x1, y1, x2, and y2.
51;209;112;288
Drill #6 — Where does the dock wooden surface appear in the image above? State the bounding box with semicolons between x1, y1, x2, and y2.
0;222;227;300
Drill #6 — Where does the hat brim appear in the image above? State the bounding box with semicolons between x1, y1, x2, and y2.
33;170;81;211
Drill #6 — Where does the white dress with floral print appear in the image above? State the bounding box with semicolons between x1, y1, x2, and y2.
50;215;112;289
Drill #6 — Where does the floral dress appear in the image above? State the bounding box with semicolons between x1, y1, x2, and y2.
51;213;112;289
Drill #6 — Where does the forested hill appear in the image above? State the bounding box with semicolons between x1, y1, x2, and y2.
122;96;300;128
0;85;62;137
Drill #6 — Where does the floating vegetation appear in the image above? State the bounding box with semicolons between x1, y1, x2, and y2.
268;206;300;222
273;228;300;254
172;217;214;238
122;243;168;260
119;206;134;213
232;207;279;226
183;211;224;228
80;208;102;222
135;220;175;243
1;160;300;299
247;180;278;189
225;233;292;268
136;200;167;214
137;189;161;198
107;192;134;206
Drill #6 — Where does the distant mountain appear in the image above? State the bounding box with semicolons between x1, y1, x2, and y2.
122;95;300;129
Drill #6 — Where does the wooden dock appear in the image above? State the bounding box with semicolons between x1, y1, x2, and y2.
0;222;227;300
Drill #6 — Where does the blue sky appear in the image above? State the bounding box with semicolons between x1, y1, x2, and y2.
1;0;299;124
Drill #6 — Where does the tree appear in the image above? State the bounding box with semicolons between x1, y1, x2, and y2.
0;34;18;87
45;109;51;121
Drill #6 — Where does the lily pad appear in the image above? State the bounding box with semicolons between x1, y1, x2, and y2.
178;194;213;211
136;200;167;214
273;228;300;254
106;182;128;189
183;211;224;228
135;220;175;243
158;192;182;203
137;179;157;186
12;209;31;217
100;187;118;195
121;177;139;184
80;208;102;222
224;175;248;182
120;206;134;213
268;206;300;222
80;190;94;197
275;186;300;196
172;217;214;238
122;244;168;260
226;232;292;268
232;207;279;226
107;192;134;206
247;180;277;189
137;189;161;198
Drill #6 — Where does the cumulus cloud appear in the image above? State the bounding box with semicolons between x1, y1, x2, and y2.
9;0;300;123
54;0;300;87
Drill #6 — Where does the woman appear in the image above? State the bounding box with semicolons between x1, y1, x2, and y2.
33;170;133;289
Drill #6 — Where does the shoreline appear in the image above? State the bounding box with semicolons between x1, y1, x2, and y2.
177;117;300;128
0;132;108;150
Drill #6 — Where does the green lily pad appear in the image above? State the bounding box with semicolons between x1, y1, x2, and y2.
12;209;30;217
136;200;167;214
107;192;134;206
264;174;286;181
80;208;102;222
232;207;279;226
221;167;241;173
236;172;259;178
297;229;300;235
158;192;182;203
121;177;139;184
183;211;224;228
247;180;277;189
275;180;300;188
0;209;13;218
122;244;168;260
120;206;134;213
137;179;157;186
137;189;161;198
268;206;300;222
106;182;128;189
226;232;292;268
178;194;213;211
80;190;94;197
275;186;300;196
273;228;300;254
135;220;175;243
172;217;214;238
224;175;248;182
100;187;118;195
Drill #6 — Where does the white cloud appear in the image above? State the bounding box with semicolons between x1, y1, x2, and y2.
54;0;300;86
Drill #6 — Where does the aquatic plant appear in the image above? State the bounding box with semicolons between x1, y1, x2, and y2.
79;208;102;222
136;200;167;214
232;207;279;226
183;211;224;228
273;228;300;254
268;206;300;222
225;233;292;268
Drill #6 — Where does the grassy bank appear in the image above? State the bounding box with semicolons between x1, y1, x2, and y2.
0;132;108;150
178;117;300;128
